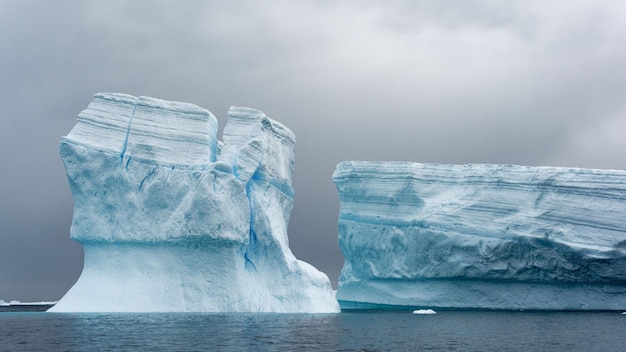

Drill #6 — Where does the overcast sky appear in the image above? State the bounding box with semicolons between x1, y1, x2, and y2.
1;0;625;301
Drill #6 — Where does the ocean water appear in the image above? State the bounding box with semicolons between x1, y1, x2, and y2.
1;310;625;351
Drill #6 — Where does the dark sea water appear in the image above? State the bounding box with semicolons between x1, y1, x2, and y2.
1;310;625;351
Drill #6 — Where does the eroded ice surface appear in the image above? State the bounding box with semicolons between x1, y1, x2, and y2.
50;93;339;313
334;161;626;310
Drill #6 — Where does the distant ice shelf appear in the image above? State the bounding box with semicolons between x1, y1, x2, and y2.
1;300;57;306
50;93;339;313
334;161;626;310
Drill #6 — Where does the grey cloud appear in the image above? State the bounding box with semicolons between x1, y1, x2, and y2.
1;0;625;299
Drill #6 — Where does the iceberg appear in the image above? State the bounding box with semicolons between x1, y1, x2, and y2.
50;93;339;313
334;161;626;310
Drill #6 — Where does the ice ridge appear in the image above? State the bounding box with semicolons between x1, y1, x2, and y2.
50;93;339;313
334;161;626;310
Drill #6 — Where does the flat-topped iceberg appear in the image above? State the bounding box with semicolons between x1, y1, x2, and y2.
50;93;339;313
334;161;626;310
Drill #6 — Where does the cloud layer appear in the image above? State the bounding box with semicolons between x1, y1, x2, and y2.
1;0;625;300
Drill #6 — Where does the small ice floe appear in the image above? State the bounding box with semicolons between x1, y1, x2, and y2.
412;309;437;315
622;312;626;315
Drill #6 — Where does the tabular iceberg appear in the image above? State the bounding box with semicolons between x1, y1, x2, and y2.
334;161;626;310
50;93;339;313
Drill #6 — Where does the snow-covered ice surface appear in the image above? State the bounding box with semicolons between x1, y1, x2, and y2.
50;93;339;313
334;161;626;310
0;300;57;306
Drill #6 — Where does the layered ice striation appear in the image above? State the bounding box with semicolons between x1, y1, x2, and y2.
334;161;626;310
50;93;339;313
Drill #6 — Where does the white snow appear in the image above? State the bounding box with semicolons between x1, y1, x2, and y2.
0;300;57;306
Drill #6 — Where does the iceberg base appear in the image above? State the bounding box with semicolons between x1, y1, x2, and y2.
338;279;626;311
49;241;247;312
49;241;338;313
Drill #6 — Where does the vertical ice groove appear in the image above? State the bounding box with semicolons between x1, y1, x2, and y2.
138;165;157;191
119;100;138;165
125;157;132;171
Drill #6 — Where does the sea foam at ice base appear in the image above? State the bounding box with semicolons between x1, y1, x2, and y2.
50;93;339;313
334;161;626;310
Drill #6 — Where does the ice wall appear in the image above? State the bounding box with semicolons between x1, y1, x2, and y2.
50;93;339;313
334;161;626;310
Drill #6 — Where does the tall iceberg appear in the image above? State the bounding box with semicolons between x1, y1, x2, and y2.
50;93;339;313
334;161;626;310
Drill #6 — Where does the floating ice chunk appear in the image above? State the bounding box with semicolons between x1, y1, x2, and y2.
412;309;437;315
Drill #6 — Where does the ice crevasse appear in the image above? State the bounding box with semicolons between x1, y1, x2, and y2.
334;161;626;310
50;93;339;313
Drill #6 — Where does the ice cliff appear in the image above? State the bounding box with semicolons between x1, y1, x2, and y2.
50;93;339;313
334;161;626;310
